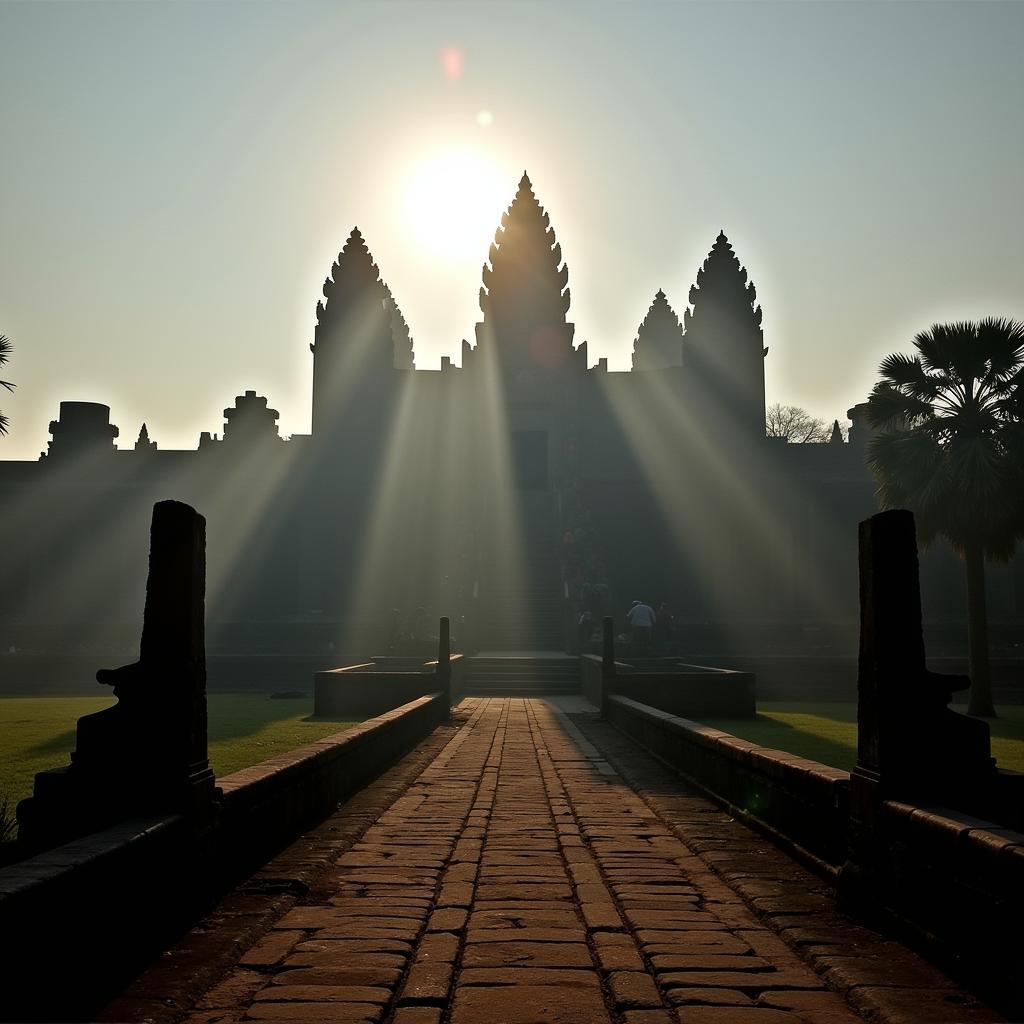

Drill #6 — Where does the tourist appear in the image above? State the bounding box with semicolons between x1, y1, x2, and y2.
627;599;656;650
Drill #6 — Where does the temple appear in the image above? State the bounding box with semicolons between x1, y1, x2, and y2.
1;173;1021;656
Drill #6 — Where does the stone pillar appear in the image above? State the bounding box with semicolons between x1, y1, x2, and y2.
855;508;926;785
843;509;995;900
18;501;217;853
854;509;991;801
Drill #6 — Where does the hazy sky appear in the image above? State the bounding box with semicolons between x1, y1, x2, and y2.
1;0;1021;459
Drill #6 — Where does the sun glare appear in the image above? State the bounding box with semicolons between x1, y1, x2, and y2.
402;150;509;261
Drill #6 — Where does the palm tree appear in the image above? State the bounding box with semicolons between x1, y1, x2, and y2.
0;334;13;436
865;318;1024;718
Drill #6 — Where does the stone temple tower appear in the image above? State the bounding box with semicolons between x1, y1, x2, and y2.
682;231;767;437
310;228;398;441
466;173;586;377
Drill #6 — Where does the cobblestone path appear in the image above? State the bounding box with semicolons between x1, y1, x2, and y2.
172;699;987;1024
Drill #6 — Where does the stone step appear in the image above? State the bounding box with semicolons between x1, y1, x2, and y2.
462;685;581;695
469;668;579;679
469;659;576;668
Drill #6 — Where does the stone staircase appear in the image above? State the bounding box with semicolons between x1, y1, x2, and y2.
462;655;580;696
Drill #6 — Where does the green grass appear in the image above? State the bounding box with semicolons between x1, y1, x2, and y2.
702;701;1024;774
0;694;358;812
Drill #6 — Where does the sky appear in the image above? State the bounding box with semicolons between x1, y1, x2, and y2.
1;0;1022;459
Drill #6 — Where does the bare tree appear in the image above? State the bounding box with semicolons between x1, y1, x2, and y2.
765;403;833;443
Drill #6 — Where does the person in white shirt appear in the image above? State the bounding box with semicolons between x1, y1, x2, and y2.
627;599;656;650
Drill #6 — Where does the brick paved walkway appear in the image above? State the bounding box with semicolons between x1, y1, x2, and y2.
173;699;993;1024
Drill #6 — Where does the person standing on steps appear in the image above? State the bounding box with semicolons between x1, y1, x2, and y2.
627;598;656;651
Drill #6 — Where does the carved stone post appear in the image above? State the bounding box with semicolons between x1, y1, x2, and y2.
18;501;217;853
843;509;995;900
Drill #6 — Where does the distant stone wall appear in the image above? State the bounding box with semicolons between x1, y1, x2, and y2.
0;653;344;696
685;654;1024;704
0;692;449;1021
314;656;463;717
606;694;849;870
9;651;1018;703
579;655;755;718
314;667;434;717
610;664;755;718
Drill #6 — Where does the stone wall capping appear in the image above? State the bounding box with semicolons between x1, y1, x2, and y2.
905;806;996;845
606;694;850;873
715;735;762;756
999;843;1024;869
0;814;184;900
879;800;918;827
965;825;1024;846
314;651;458;716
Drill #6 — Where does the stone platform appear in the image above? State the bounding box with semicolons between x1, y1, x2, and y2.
105;698;1002;1024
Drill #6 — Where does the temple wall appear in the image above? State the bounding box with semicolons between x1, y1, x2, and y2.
2;367;1022;660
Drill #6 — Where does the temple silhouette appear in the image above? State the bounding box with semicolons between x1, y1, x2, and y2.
1;173;1021;656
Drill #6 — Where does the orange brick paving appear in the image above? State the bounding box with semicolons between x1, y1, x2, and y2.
157;699;999;1024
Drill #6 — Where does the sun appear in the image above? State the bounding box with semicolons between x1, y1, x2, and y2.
403;150;509;262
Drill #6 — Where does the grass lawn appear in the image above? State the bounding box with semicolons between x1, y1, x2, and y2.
0;694;358;812
702;701;1024;774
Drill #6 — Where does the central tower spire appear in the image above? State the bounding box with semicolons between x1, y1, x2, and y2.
471;173;583;373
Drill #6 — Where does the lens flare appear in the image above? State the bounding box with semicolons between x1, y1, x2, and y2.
441;46;463;81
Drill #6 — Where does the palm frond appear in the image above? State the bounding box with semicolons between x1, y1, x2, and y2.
915;323;956;375
0;412;8;437
868;429;945;500
865;382;933;428
915;321;978;385
986;370;1024;406
0;335;10;367
946;435;1005;499
878;352;944;401
947;320;1000;386
977;317;1024;386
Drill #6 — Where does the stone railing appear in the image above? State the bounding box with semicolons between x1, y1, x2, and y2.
579;617;755;719
607;694;849;870
314;618;463;717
